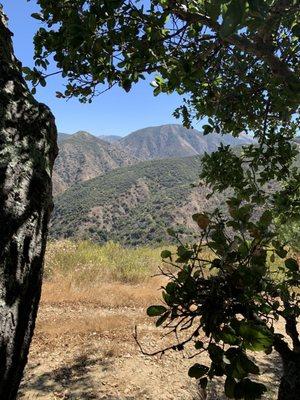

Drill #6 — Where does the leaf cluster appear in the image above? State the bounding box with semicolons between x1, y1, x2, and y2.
147;200;300;398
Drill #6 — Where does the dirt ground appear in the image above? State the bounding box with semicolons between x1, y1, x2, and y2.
18;282;282;400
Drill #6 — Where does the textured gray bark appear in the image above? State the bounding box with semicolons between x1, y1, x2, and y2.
278;356;300;400
0;6;57;399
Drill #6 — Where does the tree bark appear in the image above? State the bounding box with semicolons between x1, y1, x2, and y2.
277;353;300;400
0;6;57;400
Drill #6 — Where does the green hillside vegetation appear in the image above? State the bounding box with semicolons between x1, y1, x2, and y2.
51;145;300;247
50;155;225;246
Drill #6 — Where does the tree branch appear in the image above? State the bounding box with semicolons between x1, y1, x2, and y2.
169;2;299;86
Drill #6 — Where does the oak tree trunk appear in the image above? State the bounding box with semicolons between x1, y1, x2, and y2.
278;355;300;400
0;7;57;399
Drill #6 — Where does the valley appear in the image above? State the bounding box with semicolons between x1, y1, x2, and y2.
51;125;251;244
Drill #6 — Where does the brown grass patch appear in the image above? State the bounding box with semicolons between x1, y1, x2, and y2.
41;277;163;308
36;313;137;337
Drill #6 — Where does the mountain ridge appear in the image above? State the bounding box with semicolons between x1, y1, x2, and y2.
53;124;255;195
119;124;253;160
53;131;136;195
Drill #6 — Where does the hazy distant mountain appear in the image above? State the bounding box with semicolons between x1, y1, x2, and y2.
50;155;225;246
57;132;71;142
120;124;254;160
53;131;136;195
99;135;122;143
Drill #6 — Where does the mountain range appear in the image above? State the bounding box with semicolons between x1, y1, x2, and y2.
53;131;136;195
54;124;254;194
119;124;253;160
50;155;226;246
50;124;257;245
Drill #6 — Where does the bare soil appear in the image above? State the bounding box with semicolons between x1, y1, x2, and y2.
18;283;282;400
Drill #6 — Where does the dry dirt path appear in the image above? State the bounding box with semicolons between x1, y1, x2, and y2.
18;300;281;400
18;302;202;400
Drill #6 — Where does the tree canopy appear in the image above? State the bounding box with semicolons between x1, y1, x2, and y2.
25;1;300;399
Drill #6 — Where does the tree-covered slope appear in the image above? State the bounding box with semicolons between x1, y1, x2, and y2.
50;155;224;246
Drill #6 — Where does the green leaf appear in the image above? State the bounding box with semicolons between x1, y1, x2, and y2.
147;305;167;317
241;355;260;375
31;12;44;21
167;228;176;237
292;24;300;38
203;124;214;135
220;326;239;345
188;363;209;379
225;376;236;398
239;322;273;351
122;78;132;92
275;247;288;259
206;1;222;20
161;250;172;259
162;291;172;305
156;312;169;327
248;0;268;16
40;77;47;87
22;67;33;75
220;0;246;38
177;246;193;262
285;258;299;272
192;213;210;229
259;210;273;228
165;282;177;294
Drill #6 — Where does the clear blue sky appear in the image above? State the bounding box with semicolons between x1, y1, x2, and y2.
1;0;204;136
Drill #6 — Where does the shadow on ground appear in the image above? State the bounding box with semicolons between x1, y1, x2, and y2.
18;351;145;400
18;347;282;400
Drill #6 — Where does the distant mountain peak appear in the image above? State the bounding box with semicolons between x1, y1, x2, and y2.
53;130;136;195
72;130;95;139
120;124;254;161
54;123;255;196
98;134;122;143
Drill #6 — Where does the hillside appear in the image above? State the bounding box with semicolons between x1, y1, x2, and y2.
53;131;136;195
50;156;225;246
120;124;253;160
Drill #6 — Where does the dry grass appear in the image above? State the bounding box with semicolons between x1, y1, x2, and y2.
42;240;171;309
42;279;163;308
45;240;168;285
36;312;141;338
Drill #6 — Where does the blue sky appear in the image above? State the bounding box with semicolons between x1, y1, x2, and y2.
1;0;202;136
